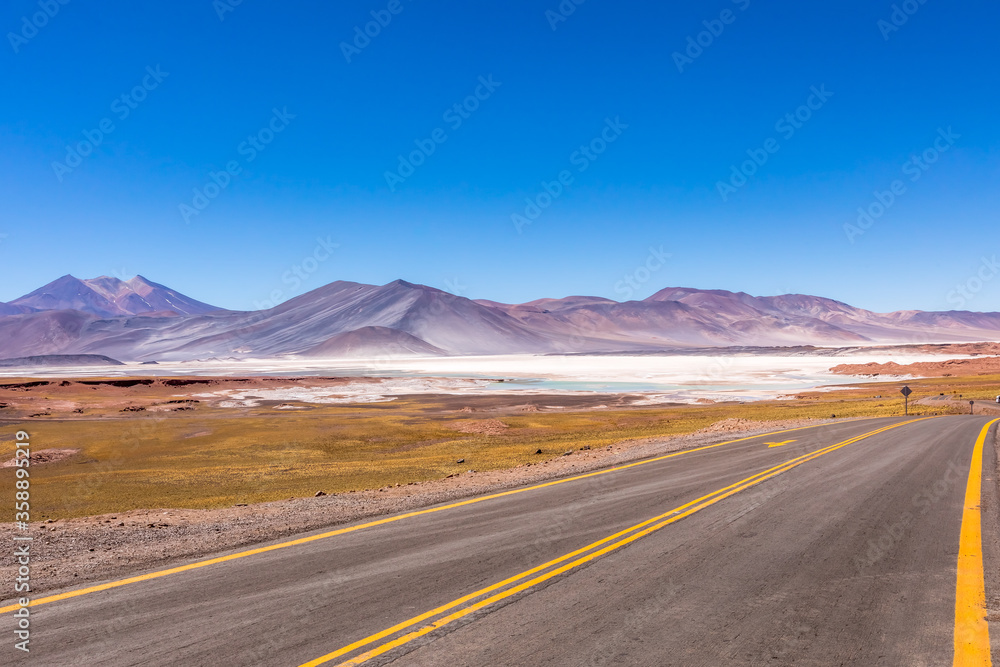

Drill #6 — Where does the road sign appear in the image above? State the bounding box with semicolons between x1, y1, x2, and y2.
901;385;912;416
900;386;912;397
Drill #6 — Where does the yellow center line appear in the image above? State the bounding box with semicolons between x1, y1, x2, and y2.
1;420;847;615
300;418;932;667
953;418;998;667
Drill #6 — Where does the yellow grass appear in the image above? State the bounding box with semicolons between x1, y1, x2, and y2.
0;375;988;519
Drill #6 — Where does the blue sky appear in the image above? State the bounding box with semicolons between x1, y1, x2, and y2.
2;0;998;312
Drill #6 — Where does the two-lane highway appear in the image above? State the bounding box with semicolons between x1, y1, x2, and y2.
5;416;997;665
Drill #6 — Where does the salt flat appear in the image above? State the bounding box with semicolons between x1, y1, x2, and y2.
0;351;965;403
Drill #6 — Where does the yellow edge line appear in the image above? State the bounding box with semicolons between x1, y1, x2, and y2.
953;418;998;667
301;418;930;667
1;420;846;615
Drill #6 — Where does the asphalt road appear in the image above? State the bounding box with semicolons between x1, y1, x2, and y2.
7;416;998;666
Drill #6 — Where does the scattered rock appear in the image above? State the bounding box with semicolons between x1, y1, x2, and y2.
535;449;543;454
456;458;465;464
698;418;815;435
314;491;326;497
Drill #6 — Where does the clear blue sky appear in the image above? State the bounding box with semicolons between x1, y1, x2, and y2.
2;0;998;312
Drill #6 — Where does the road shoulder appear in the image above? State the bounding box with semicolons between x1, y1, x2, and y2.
1;417;843;596
981;422;1000;661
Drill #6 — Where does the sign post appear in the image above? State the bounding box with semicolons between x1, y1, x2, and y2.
970;400;975;415
901;385;912;416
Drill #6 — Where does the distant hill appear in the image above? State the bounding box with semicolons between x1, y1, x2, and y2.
0;277;998;361
0;354;124;368
0;302;35;316
304;326;447;358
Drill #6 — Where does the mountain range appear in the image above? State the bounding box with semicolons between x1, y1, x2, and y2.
0;275;998;362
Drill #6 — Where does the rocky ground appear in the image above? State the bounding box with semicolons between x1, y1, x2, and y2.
0;417;836;596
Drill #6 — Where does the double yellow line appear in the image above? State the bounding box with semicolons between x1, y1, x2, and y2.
301;418;930;666
0;421;834;615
